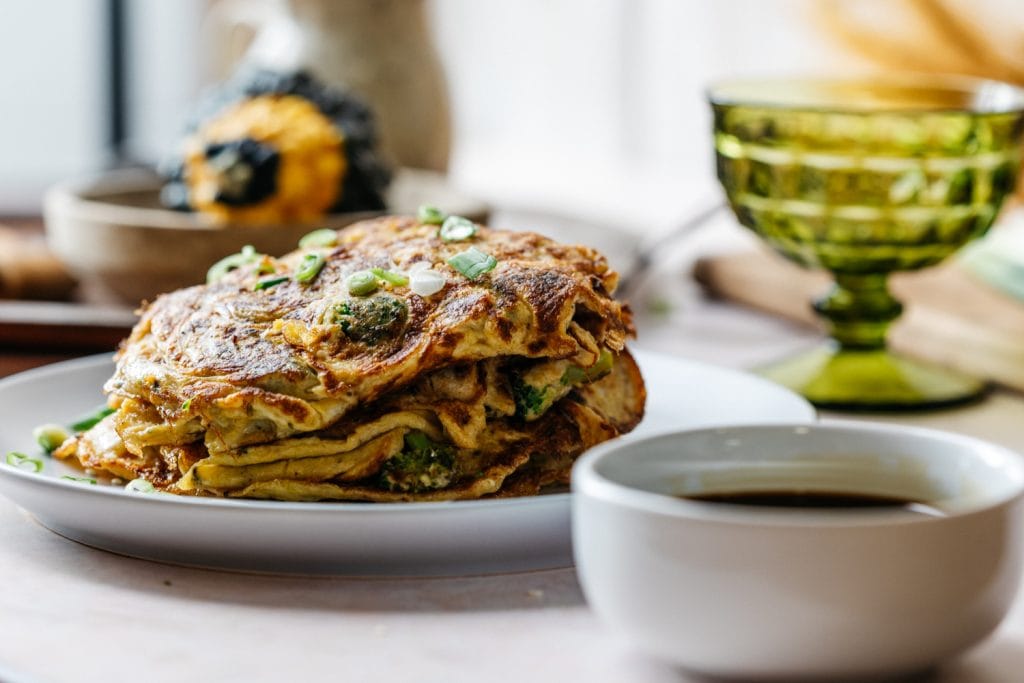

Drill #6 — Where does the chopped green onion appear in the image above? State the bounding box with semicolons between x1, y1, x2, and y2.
409;269;446;297
371;267;409;286
417;205;446;225
439;216;478;242
347;270;379;296
561;350;615;385
70;406;116;433
125;478;156;494
646;297;673;317
296;253;326;284
298;228;339;248
207;245;260;283
33;424;70;454
447;247;498;280
5;452;42;473
180;398;192;412
254;275;289;291
61;475;97;485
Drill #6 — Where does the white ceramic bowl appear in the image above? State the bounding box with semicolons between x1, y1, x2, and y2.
572;422;1024;681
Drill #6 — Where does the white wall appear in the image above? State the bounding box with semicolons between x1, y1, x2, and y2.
0;0;852;222
431;0;854;230
124;0;205;164
0;0;204;212
0;0;108;212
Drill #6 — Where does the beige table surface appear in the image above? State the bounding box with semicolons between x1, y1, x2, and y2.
2;215;1024;683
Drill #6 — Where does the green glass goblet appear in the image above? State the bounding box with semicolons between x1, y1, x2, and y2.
710;77;1024;409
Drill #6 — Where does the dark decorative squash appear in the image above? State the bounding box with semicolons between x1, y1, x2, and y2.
162;69;391;224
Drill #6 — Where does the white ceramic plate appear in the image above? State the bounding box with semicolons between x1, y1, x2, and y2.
0;349;814;576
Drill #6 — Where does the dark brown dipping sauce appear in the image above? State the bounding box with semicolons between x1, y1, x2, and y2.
682;490;926;510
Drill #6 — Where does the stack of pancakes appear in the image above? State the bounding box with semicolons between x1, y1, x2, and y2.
57;217;645;501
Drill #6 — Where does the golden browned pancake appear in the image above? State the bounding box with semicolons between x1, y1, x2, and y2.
56;216;645;500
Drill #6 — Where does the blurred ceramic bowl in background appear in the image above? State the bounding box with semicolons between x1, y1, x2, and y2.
572;422;1024;681
43;167;488;305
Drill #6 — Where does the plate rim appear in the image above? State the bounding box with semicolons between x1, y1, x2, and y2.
0;348;816;514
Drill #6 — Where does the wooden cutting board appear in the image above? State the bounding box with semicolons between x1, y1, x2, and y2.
693;249;1024;393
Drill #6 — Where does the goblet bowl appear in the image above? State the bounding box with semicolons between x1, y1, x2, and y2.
710;76;1024;409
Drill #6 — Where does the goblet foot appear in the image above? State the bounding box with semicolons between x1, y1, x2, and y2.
758;344;986;410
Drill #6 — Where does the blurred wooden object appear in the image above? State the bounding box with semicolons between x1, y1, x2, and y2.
817;0;1024;84
0;352;94;379
0;285;135;377
693;249;1024;393
0;300;135;352
0;226;76;300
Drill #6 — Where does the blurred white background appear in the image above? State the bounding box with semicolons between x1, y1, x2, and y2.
434;0;854;230
0;0;887;229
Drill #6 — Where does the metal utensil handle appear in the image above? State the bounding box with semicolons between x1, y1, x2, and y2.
618;201;727;298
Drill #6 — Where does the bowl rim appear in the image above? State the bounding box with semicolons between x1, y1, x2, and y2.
572;420;1024;528
42;167;386;232
706;73;1024;114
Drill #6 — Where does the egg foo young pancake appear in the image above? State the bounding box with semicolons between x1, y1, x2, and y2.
55;216;645;500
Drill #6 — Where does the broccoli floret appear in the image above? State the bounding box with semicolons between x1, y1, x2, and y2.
332;294;408;345
511;375;553;421
379;431;456;492
511;350;616;421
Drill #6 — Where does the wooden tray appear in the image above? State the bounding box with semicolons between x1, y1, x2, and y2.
694;249;1024;393
0;300;135;352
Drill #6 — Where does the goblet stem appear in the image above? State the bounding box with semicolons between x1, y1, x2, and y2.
813;273;903;350
760;269;984;410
